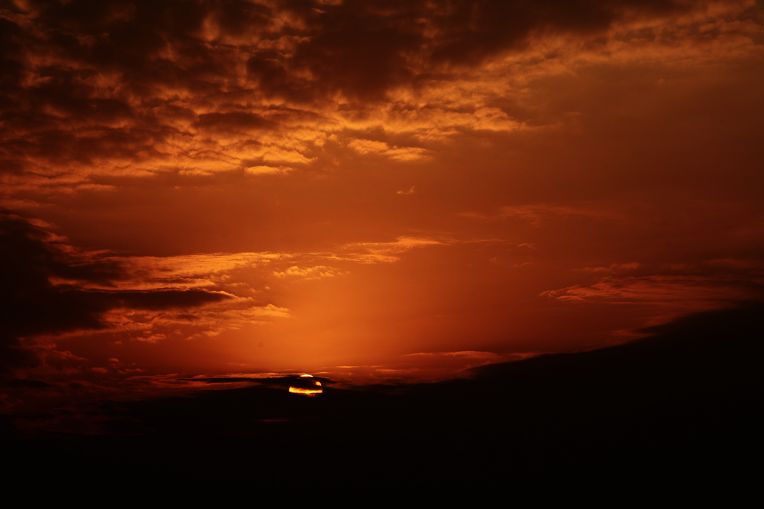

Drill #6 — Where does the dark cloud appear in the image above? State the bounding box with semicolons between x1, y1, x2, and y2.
0;211;228;372
24;66;134;122
272;0;427;101
88;288;230;310
0;0;721;179
23;0;265;92
4;0;701;102
425;0;690;64
196;111;272;133
0;0;255;176
3;126;166;169
246;49;314;102
0;16;25;107
253;0;696;100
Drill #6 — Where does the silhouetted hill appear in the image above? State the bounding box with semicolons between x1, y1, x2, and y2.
4;303;763;481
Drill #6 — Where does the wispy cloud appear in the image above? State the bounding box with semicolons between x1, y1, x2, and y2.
347;139;430;162
336;236;448;263
461;203;621;226
541;256;764;313
273;265;347;280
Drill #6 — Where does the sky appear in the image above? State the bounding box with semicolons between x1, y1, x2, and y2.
1;0;763;389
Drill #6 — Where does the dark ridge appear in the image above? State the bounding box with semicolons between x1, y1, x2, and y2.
3;302;763;482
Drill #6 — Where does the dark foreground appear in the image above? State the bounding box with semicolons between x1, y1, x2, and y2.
3;304;763;481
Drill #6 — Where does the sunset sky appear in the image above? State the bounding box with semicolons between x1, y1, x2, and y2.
1;0;763;389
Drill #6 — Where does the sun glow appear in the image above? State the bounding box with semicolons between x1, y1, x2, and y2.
289;374;323;396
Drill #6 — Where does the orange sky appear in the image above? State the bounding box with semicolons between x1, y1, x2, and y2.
1;0;763;385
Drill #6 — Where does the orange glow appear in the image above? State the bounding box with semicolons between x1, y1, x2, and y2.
289;375;323;396
0;0;762;387
288;386;323;396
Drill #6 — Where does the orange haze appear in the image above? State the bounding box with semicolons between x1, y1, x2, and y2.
1;0;763;385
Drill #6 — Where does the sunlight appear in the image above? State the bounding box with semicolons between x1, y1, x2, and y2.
289;374;323;396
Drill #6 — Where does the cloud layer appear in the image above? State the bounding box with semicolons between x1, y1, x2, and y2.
2;0;760;195
0;0;762;385
0;211;230;371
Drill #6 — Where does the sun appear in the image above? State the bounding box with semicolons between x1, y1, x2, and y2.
288;374;324;396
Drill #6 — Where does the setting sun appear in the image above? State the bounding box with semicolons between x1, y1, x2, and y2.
288;374;323;396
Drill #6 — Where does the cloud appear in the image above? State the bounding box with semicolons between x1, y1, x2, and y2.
114;251;283;289
273;265;347;280
576;262;642;274
0;211;234;372
403;350;510;367
91;297;290;344
0;0;755;196
88;288;230;310
347;138;430;162
541;270;764;312
338;235;447;263
543;275;746;303
0;211;459;371
245;0;706;101
461;203;620;225
0;0;761;385
196;112;272;133
537;255;764;333
111;234;451;291
244;165;292;176
396;185;416;196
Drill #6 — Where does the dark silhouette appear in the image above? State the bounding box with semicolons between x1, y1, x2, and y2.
0;211;229;372
3;302;763;481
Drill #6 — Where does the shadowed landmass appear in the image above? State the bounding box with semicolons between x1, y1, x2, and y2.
3;303;763;481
